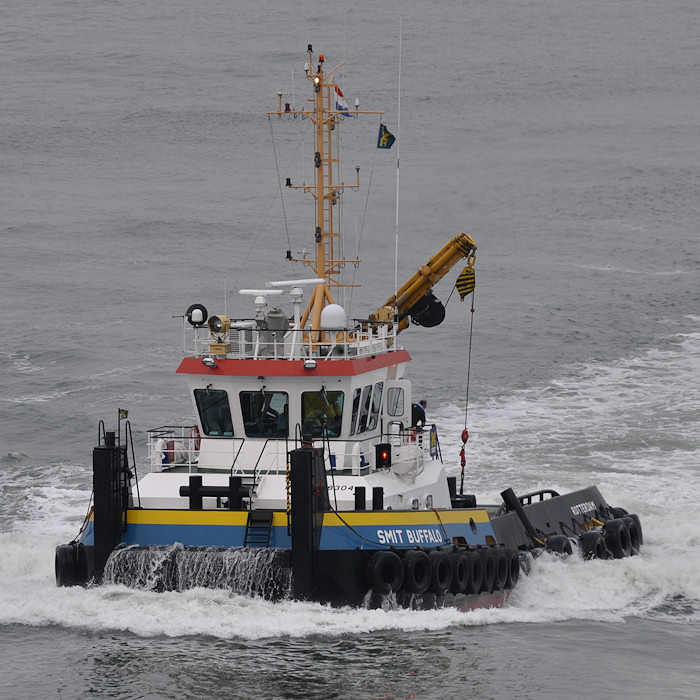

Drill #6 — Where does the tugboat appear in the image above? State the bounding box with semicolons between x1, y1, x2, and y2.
55;46;642;610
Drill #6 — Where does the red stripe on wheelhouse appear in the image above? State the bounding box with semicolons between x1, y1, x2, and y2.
176;349;412;377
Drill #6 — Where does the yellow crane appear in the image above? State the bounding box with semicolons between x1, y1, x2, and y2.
371;232;477;333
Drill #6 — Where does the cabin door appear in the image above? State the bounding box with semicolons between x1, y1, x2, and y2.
382;379;411;442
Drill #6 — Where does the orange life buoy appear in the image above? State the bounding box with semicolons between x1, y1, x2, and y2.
190;425;201;451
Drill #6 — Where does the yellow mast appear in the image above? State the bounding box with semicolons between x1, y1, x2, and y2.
268;46;382;334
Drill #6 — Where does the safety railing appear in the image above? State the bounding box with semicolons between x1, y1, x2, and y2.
147;426;204;473
183;319;402;361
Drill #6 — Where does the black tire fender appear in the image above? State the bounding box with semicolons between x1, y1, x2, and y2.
402;549;431;594
449;552;470;594
505;548;520;589
621;516;641;555
492;548;508;591
546;535;573;556
579;530;608;560
479;548;496;593
428;550;453;595
623;513;643;546
367;550;404;594
466;550;483;594
55;544;78;587
603;518;632;559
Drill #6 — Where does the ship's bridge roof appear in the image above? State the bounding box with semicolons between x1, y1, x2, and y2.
177;348;411;377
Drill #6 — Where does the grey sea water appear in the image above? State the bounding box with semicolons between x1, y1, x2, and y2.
2;1;699;698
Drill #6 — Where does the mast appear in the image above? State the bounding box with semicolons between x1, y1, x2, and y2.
268;45;382;334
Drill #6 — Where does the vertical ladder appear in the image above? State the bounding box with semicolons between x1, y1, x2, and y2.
244;510;273;547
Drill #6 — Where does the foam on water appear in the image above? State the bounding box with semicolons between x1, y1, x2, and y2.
437;321;700;502
2;525;698;640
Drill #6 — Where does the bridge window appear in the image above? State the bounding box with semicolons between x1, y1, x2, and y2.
194;389;233;436
367;382;384;430
349;388;361;436
356;385;372;433
240;390;289;438
386;386;404;416
302;390;344;438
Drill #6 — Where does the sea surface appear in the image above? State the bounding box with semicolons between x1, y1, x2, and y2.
2;1;699;698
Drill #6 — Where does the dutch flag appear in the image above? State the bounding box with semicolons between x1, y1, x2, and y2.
335;86;349;112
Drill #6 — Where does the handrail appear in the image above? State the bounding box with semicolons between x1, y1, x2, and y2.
228;438;246;475
183;317;403;361
494;488;561;517
125;420;140;507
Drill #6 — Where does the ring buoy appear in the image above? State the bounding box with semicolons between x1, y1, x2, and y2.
603;518;631;559
449;552;470;594
428;550;453;595
492;548;508;591
505;549;520;589
479;548;496;593
367;551;403;595
579;530;607;560
402;549;431;594
190;425;201;452
466;550;483;594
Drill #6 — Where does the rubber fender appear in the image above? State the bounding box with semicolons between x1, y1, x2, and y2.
603;518;632;559
368;550;404;595
478;548;496;593
428;550;453;595
623;513;643;545
579;531;608;560
546;535;573;556
401;549;431;594
505;549;520;589
492;548;509;591
55;544;78;587
611;506;629;518
621;516;641;555
466;550;483;594
449;552;470;594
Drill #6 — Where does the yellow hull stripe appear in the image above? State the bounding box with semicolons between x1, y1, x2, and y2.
123;508;491;528
127;509;250;526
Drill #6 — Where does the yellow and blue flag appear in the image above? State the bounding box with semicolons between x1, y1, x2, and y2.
377;124;396;149
119;408;129;420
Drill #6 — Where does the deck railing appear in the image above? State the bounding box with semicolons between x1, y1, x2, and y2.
183;319;401;361
146;424;441;476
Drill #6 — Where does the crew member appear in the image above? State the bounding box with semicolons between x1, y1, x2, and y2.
411;399;427;428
